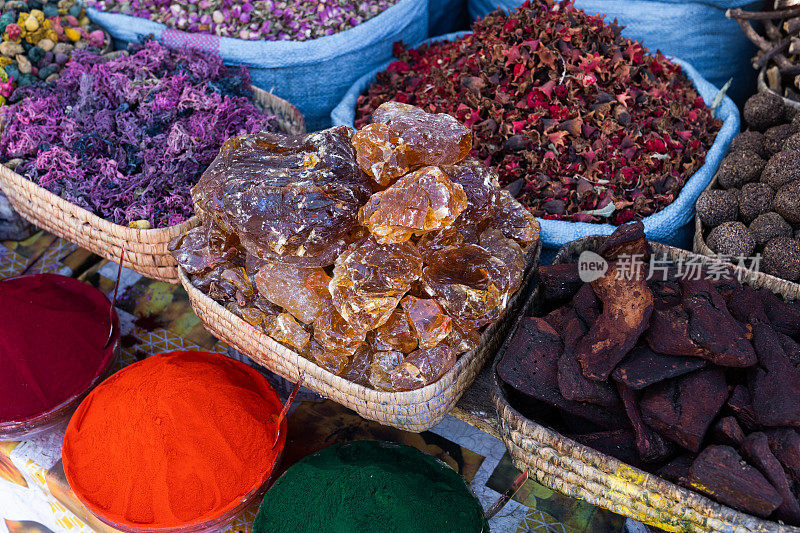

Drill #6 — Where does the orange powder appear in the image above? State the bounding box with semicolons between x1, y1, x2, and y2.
63;351;285;529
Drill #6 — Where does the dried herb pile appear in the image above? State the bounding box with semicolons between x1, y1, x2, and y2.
697;92;800;282
0;40;278;228
86;0;400;41
499;223;800;524
355;0;722;225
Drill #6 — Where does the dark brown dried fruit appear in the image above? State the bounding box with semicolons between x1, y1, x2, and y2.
738;183;775;224
687;445;782;518
731;130;767;158
744;92;786;132
749;212;792;249
772;181;800;225
612;344;706;390
764;124;797;156
706;221;755;258
763;237;800;282
695;189;738;228
640;368;728;452
717;150;764;190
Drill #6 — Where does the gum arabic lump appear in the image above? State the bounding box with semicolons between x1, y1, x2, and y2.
254;262;329;324
359;166;468;244
329;237;423;332
191;127;371;267
400;295;453;349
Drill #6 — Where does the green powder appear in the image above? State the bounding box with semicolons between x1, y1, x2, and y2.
254;440;487;533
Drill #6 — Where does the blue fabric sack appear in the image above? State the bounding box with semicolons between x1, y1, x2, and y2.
466;0;760;105
87;0;428;131
330;32;739;249
429;0;470;36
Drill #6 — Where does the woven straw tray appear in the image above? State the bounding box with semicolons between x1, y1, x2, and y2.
0;84;305;284
180;241;541;432
492;235;800;533
693;175;800;301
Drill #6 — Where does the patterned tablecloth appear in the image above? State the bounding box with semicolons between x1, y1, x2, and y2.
0;231;635;533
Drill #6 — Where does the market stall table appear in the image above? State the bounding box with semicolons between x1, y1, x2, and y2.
0;231;634;533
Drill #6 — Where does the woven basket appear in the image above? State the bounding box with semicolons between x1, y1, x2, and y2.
0;86;305;283
693;175;800;301
492;235;800;533
180;241;541;432
758;67;800;112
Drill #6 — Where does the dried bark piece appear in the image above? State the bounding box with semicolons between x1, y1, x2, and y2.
359;166;468;244
371;101;472;169
254;262;329;324
368;309;418;353
267;312;311;351
645;305;707;357
556;308;620;407
765;428;800;483
710;417;745;447
612;345;706;390
479;228;526;292
567;429;641;467
688;446;782;518
682;279;756;367
543;305;574;331
640;368;728;452
572;283;602;325
658;454;695;485
312;299;367;357
497;317;626;429
368;350;404;391
422;244;511;329
598;221;650;261
192;128;371;267
728;385;759;432
329;238;423;332
388;345;457;391
618;383;673;463
780;333;800;367
536;263;582;301
352;123;410;186
760;289;800;336
741;432;800;524
400;295;452;349
575;267;653;381
750;321;800;428
726;285;768;326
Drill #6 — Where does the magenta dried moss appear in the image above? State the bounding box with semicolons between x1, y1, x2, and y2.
0;40;278;228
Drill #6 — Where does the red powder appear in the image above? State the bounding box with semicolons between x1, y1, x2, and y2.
0;274;116;422
63;351;285;529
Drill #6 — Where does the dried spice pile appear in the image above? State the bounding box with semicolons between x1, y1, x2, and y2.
86;0;400;41
499;223;800;524
0;40;278;228
0;0;106;102
697;92;800;282
172;102;540;392
355;0;722;225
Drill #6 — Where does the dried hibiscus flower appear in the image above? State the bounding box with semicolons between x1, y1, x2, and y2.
355;0;722;224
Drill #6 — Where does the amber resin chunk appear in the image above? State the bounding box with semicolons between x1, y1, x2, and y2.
359;166;468;244
312;300;366;357
305;340;349;375
341;345;372;385
169;226;238;275
441;158;501;225
479;228;525;292
191;128;371;267
369;309;418;353
254;262;329;324
368;350;404;390
388;345;457;392
400;295;452;349
422;244;511;329
490;190;540;246
352;123;410;186
443;323;481;353
267;312;311;351
370;101;472;168
329;238;423;332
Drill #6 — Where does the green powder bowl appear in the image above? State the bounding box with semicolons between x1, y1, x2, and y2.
254;440;488;533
